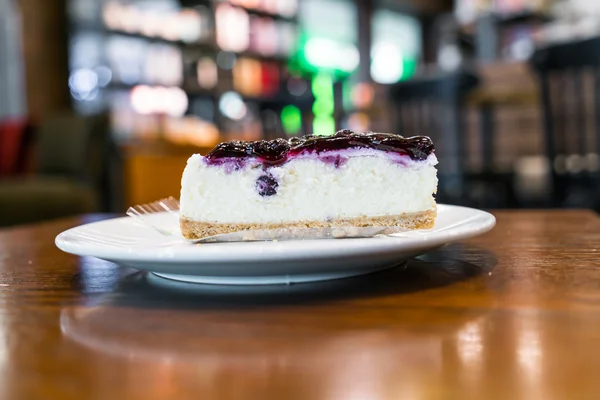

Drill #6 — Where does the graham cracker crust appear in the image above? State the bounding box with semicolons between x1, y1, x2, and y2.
180;209;436;239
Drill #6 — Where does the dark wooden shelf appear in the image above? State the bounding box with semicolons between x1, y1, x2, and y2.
186;89;313;110
496;10;551;26
179;0;297;21
105;29;214;48
228;3;297;22
103;30;291;63
235;50;289;63
108;82;312;111
457;10;551;31
184;44;290;63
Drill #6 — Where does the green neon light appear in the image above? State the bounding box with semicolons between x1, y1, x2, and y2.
311;73;334;95
312;99;334;116
312;72;335;135
313;116;335;136
289;32;357;79
281;105;302;135
401;58;417;81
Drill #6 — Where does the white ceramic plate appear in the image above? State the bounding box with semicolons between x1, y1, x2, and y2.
55;205;495;285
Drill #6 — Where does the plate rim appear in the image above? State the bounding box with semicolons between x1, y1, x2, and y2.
55;204;496;263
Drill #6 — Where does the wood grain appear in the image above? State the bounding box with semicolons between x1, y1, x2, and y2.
0;211;599;399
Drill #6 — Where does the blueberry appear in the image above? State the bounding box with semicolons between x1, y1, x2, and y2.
206;131;435;164
256;175;278;197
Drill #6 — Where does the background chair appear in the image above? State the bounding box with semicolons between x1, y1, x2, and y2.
389;69;479;205
0;118;32;177
0;113;120;227
531;37;600;210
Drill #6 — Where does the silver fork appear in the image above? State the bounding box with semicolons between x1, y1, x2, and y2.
126;197;181;237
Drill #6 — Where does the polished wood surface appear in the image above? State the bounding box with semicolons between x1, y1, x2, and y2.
1;211;600;399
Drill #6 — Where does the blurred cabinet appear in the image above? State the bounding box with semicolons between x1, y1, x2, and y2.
121;143;212;207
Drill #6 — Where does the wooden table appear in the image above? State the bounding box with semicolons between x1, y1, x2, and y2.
1;211;600;399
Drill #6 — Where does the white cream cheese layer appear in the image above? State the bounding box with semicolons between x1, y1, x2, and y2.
180;153;438;224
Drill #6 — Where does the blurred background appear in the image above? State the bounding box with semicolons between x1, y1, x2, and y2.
1;0;600;226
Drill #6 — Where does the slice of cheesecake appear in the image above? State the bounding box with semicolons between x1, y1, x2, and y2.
179;130;438;239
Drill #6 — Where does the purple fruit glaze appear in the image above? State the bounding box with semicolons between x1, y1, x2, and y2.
204;157;248;173
319;154;348;168
206;138;290;166
205;130;434;166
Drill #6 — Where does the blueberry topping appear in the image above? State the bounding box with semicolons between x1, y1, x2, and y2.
205;141;251;160
256;175;278;196
205;130;434;165
251;138;289;164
